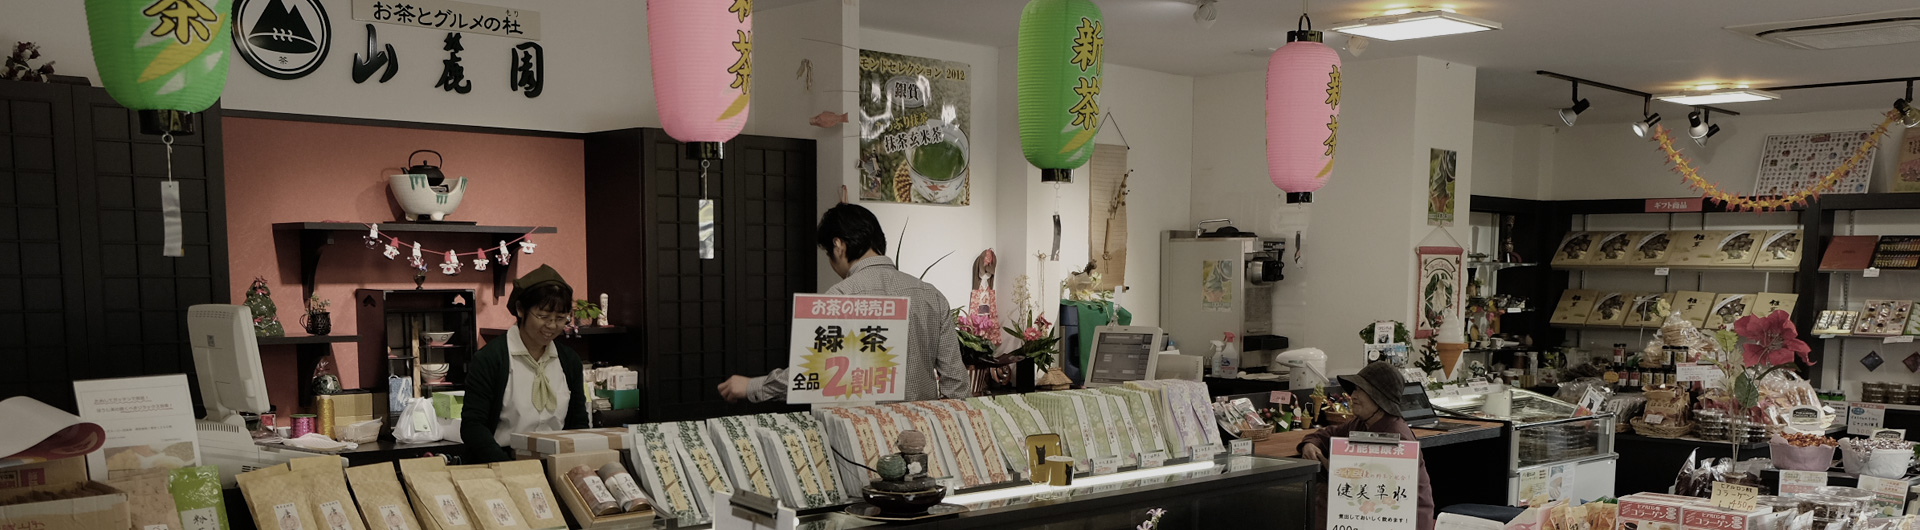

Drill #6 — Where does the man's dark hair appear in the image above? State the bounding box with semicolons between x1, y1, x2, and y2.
817;203;887;259
509;283;573;323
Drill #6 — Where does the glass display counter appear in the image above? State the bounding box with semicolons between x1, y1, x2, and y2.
645;456;1317;530
1433;388;1618;504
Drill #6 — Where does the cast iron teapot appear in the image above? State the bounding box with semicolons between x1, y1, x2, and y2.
406;150;447;186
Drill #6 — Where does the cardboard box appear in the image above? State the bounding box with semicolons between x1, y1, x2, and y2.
1585;292;1635;326
1711;230;1763;267
1616;493;1690;530
544;450;654;529
1626;293;1675;328
512;428;633;457
1552;289;1600;325
1704;294;1754;330
1588;232;1639;266
1855;300;1914;337
0;458;131;530
1748;293;1800;319
1675;291;1717;328
1553;232;1599;266
1668;231;1730;267
1631;231;1676;266
1754;230;1804;269
1680;503;1771;530
1814;311;1859;336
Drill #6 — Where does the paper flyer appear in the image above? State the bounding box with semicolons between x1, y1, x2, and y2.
73;375;201;481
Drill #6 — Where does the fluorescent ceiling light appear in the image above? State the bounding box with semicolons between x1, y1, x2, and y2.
1655;88;1780;105
1329;10;1501;41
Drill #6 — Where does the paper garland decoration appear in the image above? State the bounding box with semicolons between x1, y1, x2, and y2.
359;224;543;275
1654;110;1899;212
647;0;752;158
1017;0;1104;182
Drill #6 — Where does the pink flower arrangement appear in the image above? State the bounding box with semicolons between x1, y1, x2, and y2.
1023;316;1052;341
958;311;1001;347
1733;310;1812;368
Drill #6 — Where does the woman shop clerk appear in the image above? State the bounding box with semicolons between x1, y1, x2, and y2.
461;265;590;463
1298;361;1435;530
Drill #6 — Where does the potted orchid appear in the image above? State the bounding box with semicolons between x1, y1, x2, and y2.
1001;273;1063;371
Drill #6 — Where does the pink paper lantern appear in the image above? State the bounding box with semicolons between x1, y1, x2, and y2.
648;0;753;160
1266;28;1341;203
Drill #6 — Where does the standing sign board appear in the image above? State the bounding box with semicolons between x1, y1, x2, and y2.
73;375;200;481
1328;436;1422;530
786;295;911;404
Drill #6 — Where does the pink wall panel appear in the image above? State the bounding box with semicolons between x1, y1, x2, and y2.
223;118;587;418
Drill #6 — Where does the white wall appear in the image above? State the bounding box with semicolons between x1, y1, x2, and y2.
1471;121;1551;200
1546;109;1901;200
5;0;659;133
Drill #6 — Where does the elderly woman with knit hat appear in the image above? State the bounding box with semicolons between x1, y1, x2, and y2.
461;265;590;463
1299;361;1435;530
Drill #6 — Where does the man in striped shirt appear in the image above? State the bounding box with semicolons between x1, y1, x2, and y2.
717;203;970;403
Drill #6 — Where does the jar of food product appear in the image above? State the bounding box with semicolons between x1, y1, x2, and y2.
1802;494;1859;521
1754;495;1806;514
1812;486;1876;514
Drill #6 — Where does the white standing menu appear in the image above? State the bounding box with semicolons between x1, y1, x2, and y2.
73;374;201;481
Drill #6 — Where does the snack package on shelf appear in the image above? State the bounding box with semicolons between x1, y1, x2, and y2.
1626;293;1676;328
1711;230;1763;267
1681;503;1774;530
1585;292;1635;327
1552;290;1601;325
1589;232;1638;266
1755;230;1804;269
1704;294;1754;330
1814;310;1859;336
1673;292;1716;328
1748;293;1799;319
1554;232;1599;266
1618;493;1691;530
1632;231;1676;266
1668;231;1730;268
1854;300;1914;337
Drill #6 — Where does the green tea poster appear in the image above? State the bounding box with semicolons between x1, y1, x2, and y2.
857;50;972;205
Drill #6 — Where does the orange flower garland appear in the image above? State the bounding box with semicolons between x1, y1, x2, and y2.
1652;110;1901;212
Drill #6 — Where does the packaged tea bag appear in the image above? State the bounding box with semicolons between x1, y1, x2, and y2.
168;466;230;530
345;463;422;530
290;457;367;530
490;461;564;530
108;468;182;530
452;472;531;530
237;465;320;530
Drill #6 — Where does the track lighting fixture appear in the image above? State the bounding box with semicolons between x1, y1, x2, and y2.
1631;98;1661;138
1688;109;1720;146
1558;83;1589;127
1898;81;1920;128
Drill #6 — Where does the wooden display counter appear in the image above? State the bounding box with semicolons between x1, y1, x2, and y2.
1253;418;1506;458
1255;417;1511;509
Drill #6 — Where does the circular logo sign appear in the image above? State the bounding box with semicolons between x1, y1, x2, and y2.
232;0;331;79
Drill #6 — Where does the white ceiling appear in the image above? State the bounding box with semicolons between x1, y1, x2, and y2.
855;0;1920;126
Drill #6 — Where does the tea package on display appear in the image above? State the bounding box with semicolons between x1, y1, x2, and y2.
236;466;320;530
167;466;230;530
344;463;422;530
289;456;367;530
106;468;182;530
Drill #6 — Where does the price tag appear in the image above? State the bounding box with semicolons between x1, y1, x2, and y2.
1270;391;1293;405
1646;414;1666;425
1711;482;1759;512
1676;364;1720;383
1654;267;1670;276
1866;267;1882;278
1850;403;1888;435
1778;470;1827;496
1468;379;1491;394
1139;451;1168;469
1092;456;1121;476
1230;439;1253;456
1886;336;1915;344
1192;443;1223;461
1872;428;1907;441
1438;386;1461;397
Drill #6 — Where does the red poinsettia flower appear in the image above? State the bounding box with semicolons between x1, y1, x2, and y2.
1734;309;1812;367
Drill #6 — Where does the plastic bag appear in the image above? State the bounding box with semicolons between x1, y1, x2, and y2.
1673;449;1699;496
393;397;445;443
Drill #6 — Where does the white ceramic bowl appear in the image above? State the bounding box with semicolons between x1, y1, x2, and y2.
420;363;450;382
389;174;469;221
422;332;455;346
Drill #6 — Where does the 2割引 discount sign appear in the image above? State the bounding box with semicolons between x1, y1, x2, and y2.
786;294;911;403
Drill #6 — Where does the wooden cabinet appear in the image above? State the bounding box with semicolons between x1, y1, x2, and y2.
585;129;816;422
0;81;228;412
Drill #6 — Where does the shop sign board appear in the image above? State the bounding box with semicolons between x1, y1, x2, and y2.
1776;470;1826;496
1849;402;1888;435
1646;198;1705;213
785;295;910;404
1856;475;1909;517
352;0;541;39
1328;437;1421;530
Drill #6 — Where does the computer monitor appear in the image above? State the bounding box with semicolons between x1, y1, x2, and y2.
1085;326;1165;388
186;304;270;425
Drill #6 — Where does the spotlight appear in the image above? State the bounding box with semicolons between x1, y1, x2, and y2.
1899;99;1920;129
1688;109;1720;146
1558;83;1589;126
1632;113;1662;138
1194;0;1218;28
1693;124;1721;146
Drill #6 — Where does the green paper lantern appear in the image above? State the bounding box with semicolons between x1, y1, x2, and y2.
1017;0;1103;183
84;0;233;134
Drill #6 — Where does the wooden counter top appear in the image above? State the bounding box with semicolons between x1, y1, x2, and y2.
1254;418;1506;458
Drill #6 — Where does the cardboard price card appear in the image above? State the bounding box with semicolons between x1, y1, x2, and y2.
1327;438;1422;530
786;294;912;403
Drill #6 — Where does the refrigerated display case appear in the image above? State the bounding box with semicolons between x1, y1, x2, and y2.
1432;388;1618;504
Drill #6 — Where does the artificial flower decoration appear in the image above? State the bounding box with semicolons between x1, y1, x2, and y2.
1733;309;1812;367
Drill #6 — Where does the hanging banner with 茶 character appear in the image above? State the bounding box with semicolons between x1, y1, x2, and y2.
858;50;972;205
787;294;911;403
1327;437;1421;530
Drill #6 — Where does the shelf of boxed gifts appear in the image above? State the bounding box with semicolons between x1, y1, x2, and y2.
1555;265;1801;274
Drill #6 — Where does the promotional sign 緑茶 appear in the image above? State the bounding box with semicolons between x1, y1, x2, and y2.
786;295;911;403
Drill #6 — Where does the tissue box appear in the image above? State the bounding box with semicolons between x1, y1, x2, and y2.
1616;493;1690;530
594;388;639;410
1681;504;1771;530
0;458;131;530
512;428;633;457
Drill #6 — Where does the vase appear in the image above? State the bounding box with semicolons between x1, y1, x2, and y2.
302;312;332;336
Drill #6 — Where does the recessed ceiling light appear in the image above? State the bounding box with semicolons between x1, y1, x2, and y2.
1655;88;1780;105
1329;10;1500;41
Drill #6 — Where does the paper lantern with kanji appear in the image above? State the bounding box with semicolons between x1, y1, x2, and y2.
1266;27;1341;203
1017;0;1103;183
648;0;753;160
84;0;233;135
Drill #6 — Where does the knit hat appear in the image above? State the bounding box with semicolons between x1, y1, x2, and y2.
1338;361;1406;418
508;265;571;318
